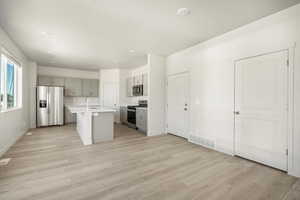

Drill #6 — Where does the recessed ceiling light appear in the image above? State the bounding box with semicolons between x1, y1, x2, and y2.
176;8;191;16
129;50;135;53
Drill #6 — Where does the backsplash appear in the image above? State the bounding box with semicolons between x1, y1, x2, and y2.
64;97;100;106
130;96;148;105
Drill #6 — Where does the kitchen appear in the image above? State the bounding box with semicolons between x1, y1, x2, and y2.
36;65;149;145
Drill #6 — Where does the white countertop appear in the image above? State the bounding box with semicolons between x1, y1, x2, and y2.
136;107;148;110
66;105;116;114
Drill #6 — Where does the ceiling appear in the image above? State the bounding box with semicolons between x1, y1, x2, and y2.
0;0;299;70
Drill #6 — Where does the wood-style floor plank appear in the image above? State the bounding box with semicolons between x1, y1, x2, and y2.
0;124;299;200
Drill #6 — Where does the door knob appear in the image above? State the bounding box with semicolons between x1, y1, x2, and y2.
234;111;240;115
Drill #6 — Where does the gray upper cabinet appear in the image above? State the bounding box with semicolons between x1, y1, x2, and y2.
65;78;82;97
38;76;99;97
38;76;53;86
52;77;65;87
82;79;99;97
38;76;65;87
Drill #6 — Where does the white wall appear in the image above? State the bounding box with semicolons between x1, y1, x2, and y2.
166;4;300;177
0;26;31;157
29;62;37;128
38;66;99;79
148;54;166;136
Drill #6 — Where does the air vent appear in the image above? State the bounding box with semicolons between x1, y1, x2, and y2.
189;135;215;149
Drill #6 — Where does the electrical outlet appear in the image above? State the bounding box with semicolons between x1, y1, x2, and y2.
0;158;11;166
26;132;32;136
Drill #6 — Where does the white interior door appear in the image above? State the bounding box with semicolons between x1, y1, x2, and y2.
235;50;288;171
167;73;189;138
102;82;118;108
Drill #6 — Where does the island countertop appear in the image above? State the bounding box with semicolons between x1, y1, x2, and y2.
66;105;116;114
65;104;115;146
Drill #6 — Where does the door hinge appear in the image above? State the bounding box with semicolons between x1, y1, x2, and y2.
287;59;289;67
286;149;288;156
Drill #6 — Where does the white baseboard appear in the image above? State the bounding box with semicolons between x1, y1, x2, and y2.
215;145;234;156
0;129;28;158
188;134;215;150
147;130;167;137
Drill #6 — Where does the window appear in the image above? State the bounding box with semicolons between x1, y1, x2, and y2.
0;53;22;112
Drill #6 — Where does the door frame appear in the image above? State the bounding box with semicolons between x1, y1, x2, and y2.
233;47;295;175
166;71;190;139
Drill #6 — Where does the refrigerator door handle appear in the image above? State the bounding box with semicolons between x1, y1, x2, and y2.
47;92;50;114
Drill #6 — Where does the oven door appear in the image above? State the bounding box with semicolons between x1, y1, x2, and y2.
127;109;136;124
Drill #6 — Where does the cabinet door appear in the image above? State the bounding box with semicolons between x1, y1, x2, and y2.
52;77;65;87
64;107;76;124
136;109;143;128
141;109;147;132
127;78;133;97
65;78;82;97
136;109;147;132
120;106;127;123
38;76;52;86
82;79;99;97
142;73;148;96
133;76;138;86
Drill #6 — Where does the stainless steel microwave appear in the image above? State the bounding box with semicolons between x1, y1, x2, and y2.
132;84;143;96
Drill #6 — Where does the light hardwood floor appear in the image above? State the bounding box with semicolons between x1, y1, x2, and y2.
0;124;299;200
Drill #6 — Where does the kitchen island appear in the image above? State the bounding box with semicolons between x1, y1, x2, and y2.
67;105;115;145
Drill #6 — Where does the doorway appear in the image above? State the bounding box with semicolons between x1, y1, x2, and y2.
234;50;289;171
167;72;189;139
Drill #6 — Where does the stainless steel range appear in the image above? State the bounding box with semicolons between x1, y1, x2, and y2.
127;100;147;128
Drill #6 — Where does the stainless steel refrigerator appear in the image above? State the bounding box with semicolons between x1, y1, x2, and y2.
37;86;64;127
